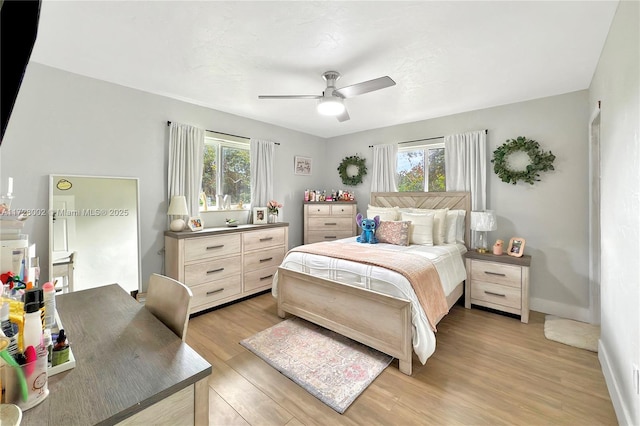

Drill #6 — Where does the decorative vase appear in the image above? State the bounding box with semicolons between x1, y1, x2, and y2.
268;213;278;223
493;239;504;255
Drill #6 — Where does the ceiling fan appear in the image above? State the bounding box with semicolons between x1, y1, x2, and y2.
258;71;396;122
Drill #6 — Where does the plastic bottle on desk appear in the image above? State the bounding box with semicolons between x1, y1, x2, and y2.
23;288;44;349
42;281;56;329
1;302;19;356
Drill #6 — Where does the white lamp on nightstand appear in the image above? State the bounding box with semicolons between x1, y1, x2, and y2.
167;195;189;231
470;210;497;253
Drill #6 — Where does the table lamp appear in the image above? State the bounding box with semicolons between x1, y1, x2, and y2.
470;210;497;253
167;195;189;231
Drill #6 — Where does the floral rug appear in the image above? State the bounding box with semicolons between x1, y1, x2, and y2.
240;318;393;414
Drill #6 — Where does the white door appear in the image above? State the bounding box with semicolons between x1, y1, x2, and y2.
589;105;601;325
52;196;76;260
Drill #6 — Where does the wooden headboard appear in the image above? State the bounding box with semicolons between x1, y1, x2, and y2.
370;191;472;248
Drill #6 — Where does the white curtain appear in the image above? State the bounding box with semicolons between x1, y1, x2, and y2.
168;122;205;217
444;130;487;246
371;144;398;192
250;138;276;222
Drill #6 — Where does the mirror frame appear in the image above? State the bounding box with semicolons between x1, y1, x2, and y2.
48;174;142;293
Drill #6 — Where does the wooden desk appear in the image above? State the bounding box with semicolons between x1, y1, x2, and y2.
22;284;212;425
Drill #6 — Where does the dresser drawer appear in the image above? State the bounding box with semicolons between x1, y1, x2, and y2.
184;255;242;286
470;260;521;288
244;227;285;251
307;230;355;244
185;234;241;262
244;246;285;271
307;217;354;231
307;205;331;216
330;204;356;216
244;266;277;292
190;275;242;311
471;280;521;309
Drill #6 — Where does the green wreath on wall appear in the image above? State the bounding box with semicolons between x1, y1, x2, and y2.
491;136;556;185
338;155;367;186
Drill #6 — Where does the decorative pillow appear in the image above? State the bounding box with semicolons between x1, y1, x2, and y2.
411;208;449;245
367;205;399;221
445;210;466;244
401;212;434;245
376;221;411;246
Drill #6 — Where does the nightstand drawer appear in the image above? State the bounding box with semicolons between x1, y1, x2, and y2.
184;255;242;286
471;260;521;288
307;217;353;230
244;227;286;251
471;280;521;309
185;234;241;262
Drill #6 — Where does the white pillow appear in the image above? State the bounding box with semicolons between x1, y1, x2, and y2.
411;208;448;245
445;210;466;244
367;205;399;221
401;212;434;246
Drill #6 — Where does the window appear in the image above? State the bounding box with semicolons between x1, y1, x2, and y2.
397;143;446;192
201;132;250;210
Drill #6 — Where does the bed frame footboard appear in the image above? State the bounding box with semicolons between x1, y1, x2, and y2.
277;267;413;375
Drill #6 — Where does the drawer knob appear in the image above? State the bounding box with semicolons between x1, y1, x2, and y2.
260;274;274;281
259;257;273;263
484;290;506;297
207;267;224;274
484;271;506;277
206;245;224;250
259;237;273;242
206;288;224;296
325;222;337;226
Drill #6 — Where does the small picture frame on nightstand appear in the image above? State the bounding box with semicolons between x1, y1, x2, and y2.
508;237;526;257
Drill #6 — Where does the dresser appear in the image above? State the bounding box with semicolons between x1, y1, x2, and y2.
464;251;531;323
303;202;357;244
165;223;288;314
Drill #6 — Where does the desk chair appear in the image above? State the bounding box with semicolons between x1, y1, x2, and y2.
145;273;193;341
52;251;76;293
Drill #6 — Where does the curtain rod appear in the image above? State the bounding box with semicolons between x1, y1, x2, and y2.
166;121;280;145
369;129;488;148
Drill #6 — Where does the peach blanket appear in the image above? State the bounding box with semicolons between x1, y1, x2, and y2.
288;242;449;331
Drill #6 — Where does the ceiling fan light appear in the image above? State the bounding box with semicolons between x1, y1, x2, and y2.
317;97;345;116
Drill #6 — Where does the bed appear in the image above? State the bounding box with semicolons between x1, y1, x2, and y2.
272;191;471;375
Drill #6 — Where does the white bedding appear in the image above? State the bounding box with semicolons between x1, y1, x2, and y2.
272;237;467;364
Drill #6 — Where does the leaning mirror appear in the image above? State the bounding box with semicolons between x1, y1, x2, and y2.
48;175;141;294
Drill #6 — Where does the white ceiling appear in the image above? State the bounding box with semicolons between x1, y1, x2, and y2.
30;1;618;139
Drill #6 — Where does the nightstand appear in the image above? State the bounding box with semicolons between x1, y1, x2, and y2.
464;251;531;323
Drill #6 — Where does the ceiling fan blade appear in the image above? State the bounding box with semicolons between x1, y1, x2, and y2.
334;76;396;99
336;107;350;122
258;95;321;100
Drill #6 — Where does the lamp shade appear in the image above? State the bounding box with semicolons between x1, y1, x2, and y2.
470;210;497;232
317;96;345;116
167;196;189;216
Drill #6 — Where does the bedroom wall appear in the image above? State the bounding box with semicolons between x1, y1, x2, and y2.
588;0;639;424
325;90;591;322
0;62;326;290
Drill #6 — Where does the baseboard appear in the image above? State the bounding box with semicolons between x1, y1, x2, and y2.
599;340;632;425
529;297;591;323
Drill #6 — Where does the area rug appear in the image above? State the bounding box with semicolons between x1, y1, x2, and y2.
240;318;393;413
544;315;600;352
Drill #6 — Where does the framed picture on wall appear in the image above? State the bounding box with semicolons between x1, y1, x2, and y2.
294;156;312;176
507;237;526;257
188;217;203;231
253;207;267;224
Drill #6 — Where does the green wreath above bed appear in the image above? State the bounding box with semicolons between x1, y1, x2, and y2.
338;155;367;186
491;136;556;185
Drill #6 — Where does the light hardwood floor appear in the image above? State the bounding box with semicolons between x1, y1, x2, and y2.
186;292;617;425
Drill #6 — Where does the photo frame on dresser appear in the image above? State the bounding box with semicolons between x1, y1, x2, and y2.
508;237;526;257
253;207;267;224
188;217;203;231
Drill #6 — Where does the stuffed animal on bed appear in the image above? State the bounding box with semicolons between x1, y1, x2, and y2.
355;213;380;244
